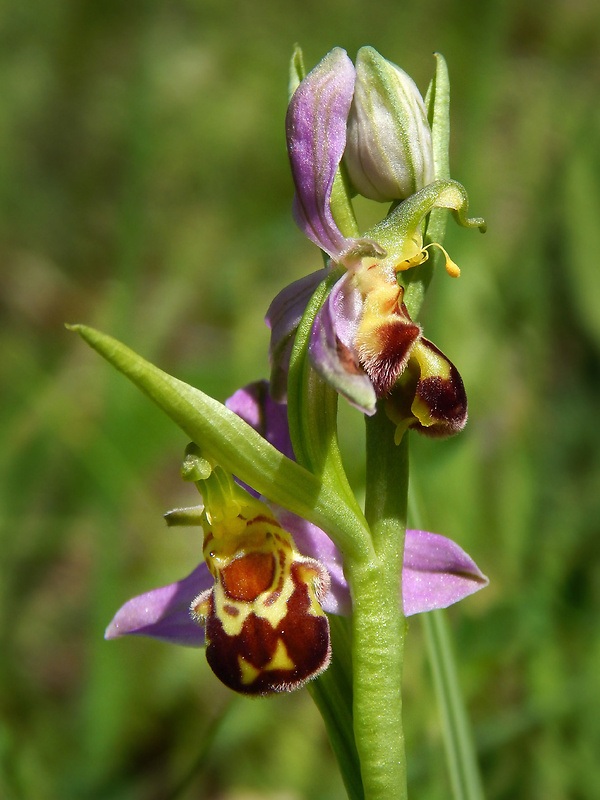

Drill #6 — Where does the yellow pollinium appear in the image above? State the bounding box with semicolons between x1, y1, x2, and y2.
394;239;460;278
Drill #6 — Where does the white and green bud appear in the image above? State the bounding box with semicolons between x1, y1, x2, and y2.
344;46;435;202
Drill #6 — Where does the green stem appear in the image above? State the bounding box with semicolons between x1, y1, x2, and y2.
349;410;409;800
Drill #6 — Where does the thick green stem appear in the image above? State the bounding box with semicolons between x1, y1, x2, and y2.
349;560;407;799
350;411;409;800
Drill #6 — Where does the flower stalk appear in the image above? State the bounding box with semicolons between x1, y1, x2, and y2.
286;108;411;794
352;411;410;799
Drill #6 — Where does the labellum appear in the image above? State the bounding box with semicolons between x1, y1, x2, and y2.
192;509;331;695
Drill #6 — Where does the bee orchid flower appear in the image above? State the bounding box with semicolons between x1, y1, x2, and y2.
269;48;484;439
105;382;488;694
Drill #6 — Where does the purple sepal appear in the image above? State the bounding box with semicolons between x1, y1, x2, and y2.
402;529;488;615
265;269;327;400
104;527;487;647
309;272;377;414
226;381;294;462
287;48;357;259
104;563;213;647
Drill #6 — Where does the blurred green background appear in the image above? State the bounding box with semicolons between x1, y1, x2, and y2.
2;1;600;798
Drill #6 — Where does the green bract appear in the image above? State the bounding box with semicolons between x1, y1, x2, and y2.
67;324;372;564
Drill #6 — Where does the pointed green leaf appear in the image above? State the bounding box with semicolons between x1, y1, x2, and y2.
288;43;306;100
68;324;372;562
425;52;451;184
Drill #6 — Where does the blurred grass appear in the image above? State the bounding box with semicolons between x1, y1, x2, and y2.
1;0;600;798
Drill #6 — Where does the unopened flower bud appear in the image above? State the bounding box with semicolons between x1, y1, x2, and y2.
344;46;435;202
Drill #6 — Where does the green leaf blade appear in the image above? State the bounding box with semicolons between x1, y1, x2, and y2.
69;324;371;563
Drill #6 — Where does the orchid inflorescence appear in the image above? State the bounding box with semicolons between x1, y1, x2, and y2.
72;42;486;799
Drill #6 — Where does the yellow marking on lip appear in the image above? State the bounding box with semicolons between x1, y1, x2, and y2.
265;639;295;672
238;656;261;686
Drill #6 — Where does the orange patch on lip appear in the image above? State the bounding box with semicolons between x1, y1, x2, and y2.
221;552;276;602
203;559;331;695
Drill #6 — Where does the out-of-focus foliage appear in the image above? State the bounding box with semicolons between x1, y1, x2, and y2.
1;1;599;798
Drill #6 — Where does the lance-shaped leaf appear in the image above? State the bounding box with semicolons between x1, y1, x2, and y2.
424;53;451;186
68;324;372;562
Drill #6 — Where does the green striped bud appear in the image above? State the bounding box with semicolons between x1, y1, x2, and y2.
345;46;435;202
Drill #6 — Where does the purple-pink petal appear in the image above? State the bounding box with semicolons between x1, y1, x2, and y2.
287;48;357;259
402;529;488;615
309;272;377;414
104;563;213;647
